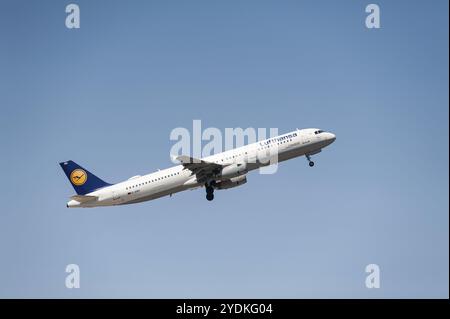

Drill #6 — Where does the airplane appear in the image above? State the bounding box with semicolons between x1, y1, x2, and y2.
60;128;336;208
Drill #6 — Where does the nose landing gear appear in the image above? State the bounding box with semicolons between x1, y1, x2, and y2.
306;154;315;167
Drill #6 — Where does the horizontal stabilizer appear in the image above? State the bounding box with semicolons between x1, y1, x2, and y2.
70;195;98;203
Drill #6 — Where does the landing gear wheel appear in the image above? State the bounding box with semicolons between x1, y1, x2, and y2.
205;183;215;201
306;154;314;167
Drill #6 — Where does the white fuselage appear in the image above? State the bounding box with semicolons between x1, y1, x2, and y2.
66;128;336;207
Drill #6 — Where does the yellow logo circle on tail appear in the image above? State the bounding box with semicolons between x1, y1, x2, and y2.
70;169;87;186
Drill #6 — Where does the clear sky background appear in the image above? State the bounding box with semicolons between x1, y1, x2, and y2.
0;0;448;298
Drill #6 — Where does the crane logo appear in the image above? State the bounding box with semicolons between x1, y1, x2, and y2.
70;169;87;186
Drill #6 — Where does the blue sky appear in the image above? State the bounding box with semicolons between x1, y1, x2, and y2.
0;0;448;298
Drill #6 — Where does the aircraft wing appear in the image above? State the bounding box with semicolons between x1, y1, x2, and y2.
176;155;223;184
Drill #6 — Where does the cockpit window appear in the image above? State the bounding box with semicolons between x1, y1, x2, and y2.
314;130;324;134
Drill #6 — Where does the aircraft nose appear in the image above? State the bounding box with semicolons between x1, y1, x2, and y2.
329;133;336;142
325;132;336;145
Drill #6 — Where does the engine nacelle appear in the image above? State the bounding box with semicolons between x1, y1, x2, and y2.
220;163;247;179
216;175;247;190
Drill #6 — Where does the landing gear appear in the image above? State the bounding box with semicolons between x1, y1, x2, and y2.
205;183;215;201
306;154;315;167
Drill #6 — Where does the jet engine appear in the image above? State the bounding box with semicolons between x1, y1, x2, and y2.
216;174;247;190
220;163;247;179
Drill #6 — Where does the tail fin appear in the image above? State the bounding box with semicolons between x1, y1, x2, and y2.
59;160;111;195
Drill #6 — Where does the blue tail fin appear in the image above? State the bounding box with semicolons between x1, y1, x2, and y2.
59;160;112;195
